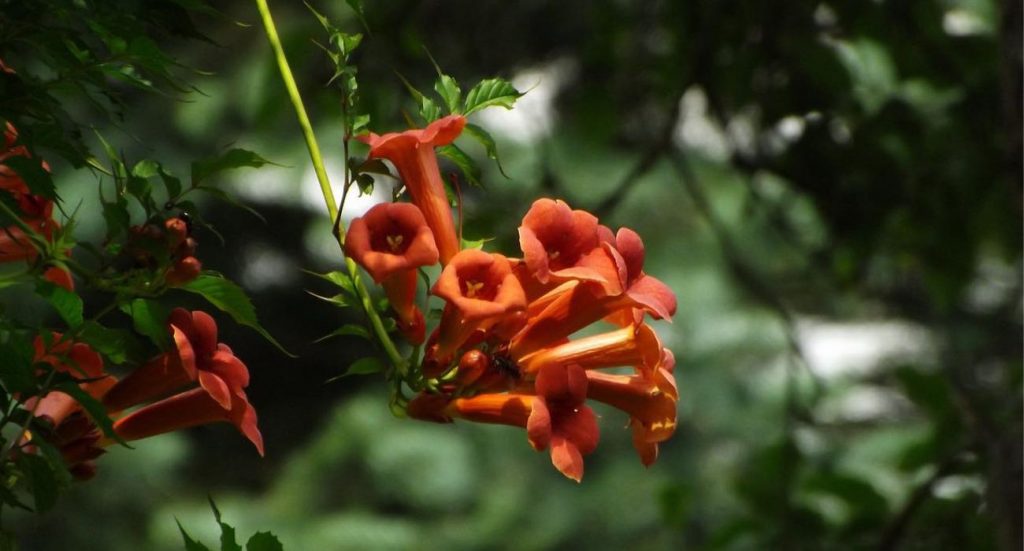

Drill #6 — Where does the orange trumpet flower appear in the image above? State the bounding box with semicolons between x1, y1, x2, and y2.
430;249;526;361
103;309;251;414
359;115;465;264
518;198;607;287
28;334;113;429
345;202;439;343
111;386;263;456
585;349;677;466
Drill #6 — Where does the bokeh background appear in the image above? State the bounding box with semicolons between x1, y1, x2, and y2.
6;0;1022;549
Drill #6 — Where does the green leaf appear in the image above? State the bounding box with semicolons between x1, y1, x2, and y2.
438;144;481;187
463;78;522;115
315;324;370;343
208;497;242;551
78;321;141;365
17;454;58;512
55;380;126;445
355;158;392;177
305;291;349;308
306;270;355;296
419;96;441;124
463;123;509;178
2;156;57;200
36;281;84;328
434;74;462;114
131;159;160;179
355;174;374;195
159;165;183;200
197;186;266;223
120;299;171;349
177;520;212;551
328;356;385;382
191;149;274;187
182;275;294;357
246;532;284;551
460;236;492;250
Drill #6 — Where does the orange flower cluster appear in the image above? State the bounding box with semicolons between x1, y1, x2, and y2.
27;309;262;479
348;116;678;482
0;123;71;290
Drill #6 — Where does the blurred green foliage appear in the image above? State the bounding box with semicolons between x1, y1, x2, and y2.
2;0;1020;550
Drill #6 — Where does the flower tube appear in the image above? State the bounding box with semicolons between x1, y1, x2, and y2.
111;386;263;456
516;322;663;376
345;202;439;343
359;115;465;264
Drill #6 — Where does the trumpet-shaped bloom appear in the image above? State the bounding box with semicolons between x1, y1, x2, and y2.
345;202;439;343
111;386;263;455
518;198;606;286
527;363;600;482
430;249;526;361
359;115;465;264
103;309;251;413
586;349;677;466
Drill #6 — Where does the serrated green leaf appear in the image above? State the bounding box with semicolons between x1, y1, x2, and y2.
182;275;294;357
463;78;522;115
177;520;212;551
78;321;141;364
435;74;461;114
246;532;284;551
120;299;171;349
420;96;441;123
209;497;243;551
17;454;58;512
36;281;84;328
463;123;509;178
2;156;56;200
191;149;274;187
438;144;481;187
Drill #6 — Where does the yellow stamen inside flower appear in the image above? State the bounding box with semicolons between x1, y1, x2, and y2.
465;280;484;298
386;234;404;252
548;249;560;260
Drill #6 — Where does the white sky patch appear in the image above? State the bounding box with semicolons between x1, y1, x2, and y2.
240;243;298;291
673;87;730;161
473;58;576;144
943;9;990;36
796;318;935;379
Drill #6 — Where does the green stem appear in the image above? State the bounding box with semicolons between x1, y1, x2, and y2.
254;0;406;375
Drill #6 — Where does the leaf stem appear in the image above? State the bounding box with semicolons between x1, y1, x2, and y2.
254;0;407;375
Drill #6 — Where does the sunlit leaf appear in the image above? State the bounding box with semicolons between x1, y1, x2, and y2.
182;274;294;356
463;78;522;115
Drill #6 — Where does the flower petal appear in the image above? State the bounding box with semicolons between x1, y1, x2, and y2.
549;435;585;482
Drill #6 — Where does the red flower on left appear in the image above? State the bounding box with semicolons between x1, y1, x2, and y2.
25;309;264;480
